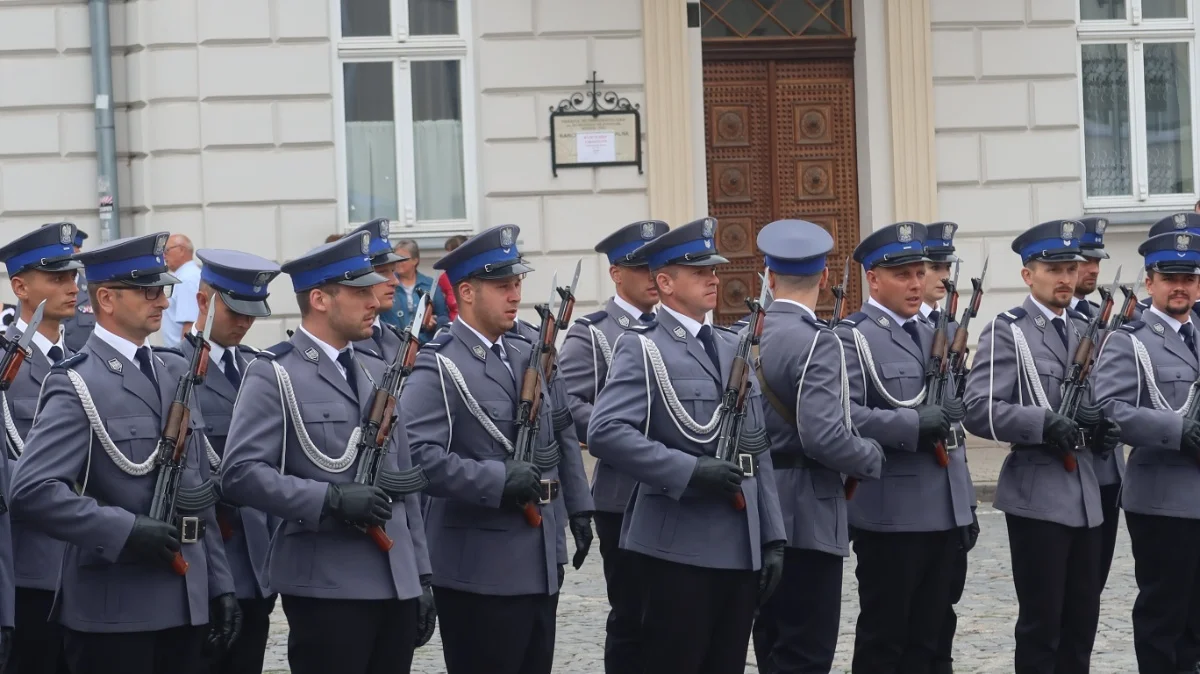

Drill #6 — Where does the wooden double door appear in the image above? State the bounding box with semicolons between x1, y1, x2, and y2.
704;58;862;325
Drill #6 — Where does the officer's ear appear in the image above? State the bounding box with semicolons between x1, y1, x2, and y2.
1020;264;1035;287
455;279;475;307
608;264;621;286
9;274;27;303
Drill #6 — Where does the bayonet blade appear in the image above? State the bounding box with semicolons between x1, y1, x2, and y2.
408;293;429;337
758;272;773;300
1109;266;1122;297
757;266;770;306
17;300;46;351
980;254;990;283
547;271;559;314
198;294;217;343
568;259;581;295
840;257;851;291
951;259;962;287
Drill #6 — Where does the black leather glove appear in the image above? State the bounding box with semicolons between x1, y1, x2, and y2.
1182;419;1200;461
1042;409;1080;457
758;542;785;606
323;483;392;527
119;515;181;566
1090;418;1121;455
917;405;952;446
0;626;12;672
203;593;242;656
415;575;436;648
1074;403;1104;431
569;513;594;570
965;506;980;553
688;455;744;496
942;397;966;423
500;459;542;509
557;564;565;590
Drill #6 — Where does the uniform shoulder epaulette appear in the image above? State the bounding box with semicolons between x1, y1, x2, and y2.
1066;308;1087;322
838;311;867;327
256;341;293;359
577;310;607;326
999;307;1027;323
714;324;739;335
507;329;533;344
237;344;260;355
51;353;87;370
1120;320;1145;333
151;346;184;359
422;332;454;350
802;313;828;329
628;322;655;333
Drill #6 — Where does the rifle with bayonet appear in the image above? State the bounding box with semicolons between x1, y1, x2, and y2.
1057;268;1120;472
352;294;432;551
148;296;219;576
1106;269;1144;337
925;262;961;468
0;300;45;390
713;271;770;511
951;257;989;401
538;261;581;382
513;275;562;528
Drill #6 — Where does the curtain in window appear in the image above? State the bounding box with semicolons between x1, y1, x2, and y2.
413;120;466;221
1082;44;1132;198
346;121;399;222
1144;43;1193;195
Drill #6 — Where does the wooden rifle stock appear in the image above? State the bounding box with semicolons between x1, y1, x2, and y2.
0;348;27;388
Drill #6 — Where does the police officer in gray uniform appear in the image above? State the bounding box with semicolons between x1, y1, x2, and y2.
834;222;972;673
0;224;81;674
60;226;94;354
588;217;786;674
348;219;407;362
220;232;433;674
1068;216;1125;594
963;220;1121;674
1135;213;1200;321
1092;231;1200;673
751;219;884;674
176;249;281;674
400;224;569;674
11;232;240;674
557;218;668;672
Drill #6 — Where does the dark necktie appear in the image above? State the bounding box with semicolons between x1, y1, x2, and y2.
222;348;242;390
1183;323;1197;356
337;349;359;399
902;321;923;351
1051;317;1069;348
372;324;385;351
639;312;656;324
135;347;160;399
491;343;514;381
46;346;63;364
927;309;940;326
697;325;721;370
1075;301;1091;318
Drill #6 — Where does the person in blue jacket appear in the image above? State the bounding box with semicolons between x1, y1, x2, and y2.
380;239;450;341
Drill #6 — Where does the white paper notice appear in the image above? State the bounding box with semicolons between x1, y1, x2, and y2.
576;132;616;163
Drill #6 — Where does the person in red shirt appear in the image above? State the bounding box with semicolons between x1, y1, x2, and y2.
438;235;467;321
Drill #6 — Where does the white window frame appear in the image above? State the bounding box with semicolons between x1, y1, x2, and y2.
331;0;479;237
1077;0;1200;212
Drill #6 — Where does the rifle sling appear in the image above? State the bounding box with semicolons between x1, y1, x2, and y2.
755;367;795;426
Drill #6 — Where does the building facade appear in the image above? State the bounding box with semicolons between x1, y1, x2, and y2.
0;0;1192;344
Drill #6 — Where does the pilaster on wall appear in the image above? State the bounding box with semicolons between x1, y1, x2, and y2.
642;0;696;226
886;0;938;222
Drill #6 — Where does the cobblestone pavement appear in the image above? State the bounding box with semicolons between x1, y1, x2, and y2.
262;505;1140;673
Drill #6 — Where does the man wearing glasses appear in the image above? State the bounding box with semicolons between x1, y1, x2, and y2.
11;232;240;674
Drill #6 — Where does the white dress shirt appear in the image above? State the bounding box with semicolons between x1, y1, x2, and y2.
298;325;352;378
660;304;708;338
15;317;65;360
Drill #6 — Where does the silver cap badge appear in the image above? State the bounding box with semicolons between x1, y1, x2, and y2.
500;227;515;248
897;223;913;243
641;221;656;239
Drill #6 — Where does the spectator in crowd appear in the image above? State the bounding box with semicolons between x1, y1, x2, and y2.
160;233;201;347
438;235;468;321
381;239;450;342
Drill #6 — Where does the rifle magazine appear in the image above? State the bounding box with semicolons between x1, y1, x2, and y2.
175;479;221;513
376;466;431;496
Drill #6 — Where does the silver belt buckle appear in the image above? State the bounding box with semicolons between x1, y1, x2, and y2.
539;479;553;505
737;453;756;478
180;516;201;544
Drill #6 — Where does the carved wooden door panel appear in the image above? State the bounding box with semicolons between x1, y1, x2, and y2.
704;58;862;325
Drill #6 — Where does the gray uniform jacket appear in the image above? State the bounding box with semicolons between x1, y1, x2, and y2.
759;302;884;556
180;339;273;600
586;310;786;571
963;297;1103;528
2;325;69;594
355;323;401;366
1091;316;1199;518
11;336;234;633
510;319;595;566
836;304;975;532
220;331;429;602
61;283;93;354
1070;300;1125;486
401;319;567;596
559;298;644;514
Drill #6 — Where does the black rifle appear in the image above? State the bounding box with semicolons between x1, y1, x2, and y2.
351;295;431;550
925;263;961;468
1057;269;1119;472
950;257;989;401
713;277;769;511
512;276;563;528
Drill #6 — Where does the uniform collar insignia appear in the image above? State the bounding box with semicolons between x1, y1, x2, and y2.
877;315;889;328
617;315;630;327
106;358;122;373
471;344;486;360
1153;322;1166;335
303;347;319;362
80;305;92;314
673;326;686;339
1034;315;1046;328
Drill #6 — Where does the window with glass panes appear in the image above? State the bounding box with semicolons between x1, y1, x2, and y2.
1079;0;1197;209
336;0;474;233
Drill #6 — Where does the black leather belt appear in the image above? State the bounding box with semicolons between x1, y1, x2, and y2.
537;480;561;504
770;452;822;470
